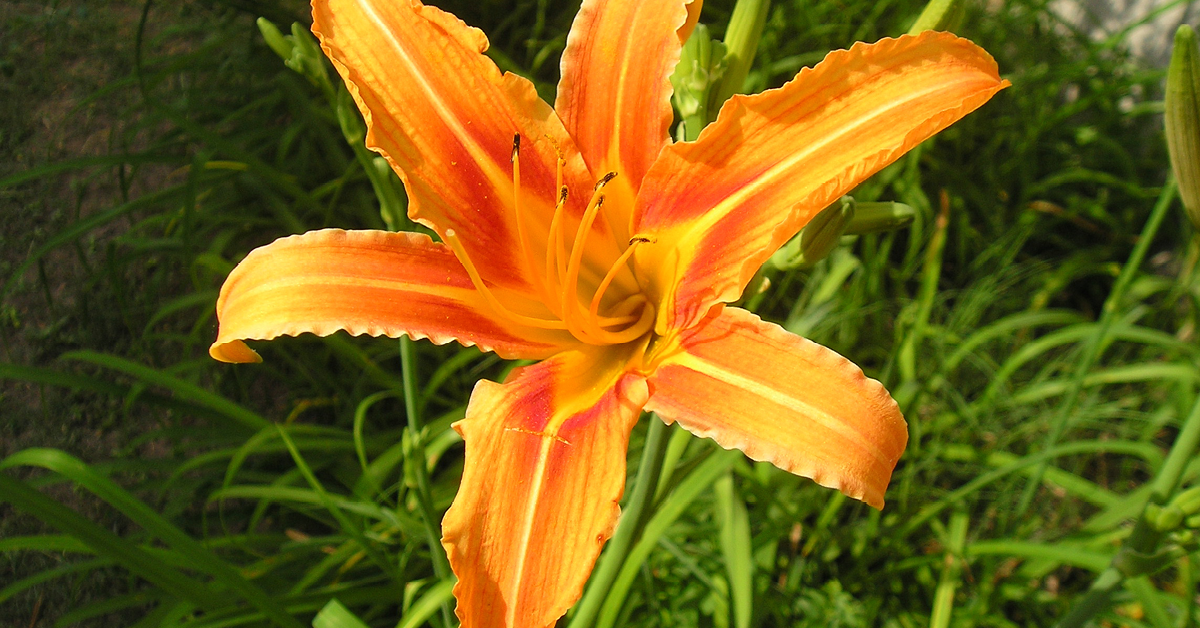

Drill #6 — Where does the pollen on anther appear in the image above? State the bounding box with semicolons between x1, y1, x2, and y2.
594;171;618;190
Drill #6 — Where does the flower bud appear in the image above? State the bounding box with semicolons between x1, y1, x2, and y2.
256;18;295;63
1169;484;1200;515
1152;504;1185;532
670;24;727;141
770;196;855;269
256;18;334;98
1166;25;1200;230
707;0;770;119
843;201;917;235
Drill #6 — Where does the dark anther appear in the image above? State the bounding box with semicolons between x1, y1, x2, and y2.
630;236;656;244
511;134;521;162
594;171;618;190
558;186;569;204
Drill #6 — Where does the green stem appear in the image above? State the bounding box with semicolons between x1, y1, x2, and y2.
1054;372;1200;628
707;0;771;119
1151;390;1200;503
568;417;671;628
1018;180;1178;516
400;336;455;628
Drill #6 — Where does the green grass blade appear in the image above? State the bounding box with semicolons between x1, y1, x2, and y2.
967;540;1111;572
276;426;401;582
903;440;1164;534
929;511;969;628
0;558;111;605
0;449;305;628
715;471;754;628
0;534;92;553
312;599;370;628
396;579;456;628
0;472;224;609
595;448;741;628
1;184;192;300
61;350;270;432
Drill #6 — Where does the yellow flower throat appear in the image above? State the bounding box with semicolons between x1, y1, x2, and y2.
442;134;656;346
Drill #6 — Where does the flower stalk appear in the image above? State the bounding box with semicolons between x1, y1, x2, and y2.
670;24;727;141
568;418;671;628
908;0;965;35
1056;390;1200;628
708;0;771;119
400;337;455;628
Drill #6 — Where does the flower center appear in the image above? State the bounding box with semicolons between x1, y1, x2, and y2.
442;134;655;346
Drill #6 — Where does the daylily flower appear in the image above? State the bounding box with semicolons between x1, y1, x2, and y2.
210;0;1008;626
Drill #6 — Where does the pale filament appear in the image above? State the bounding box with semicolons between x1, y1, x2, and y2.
511;136;556;309
443;229;567;331
448;134;655;345
589;238;650;323
545;186;570;298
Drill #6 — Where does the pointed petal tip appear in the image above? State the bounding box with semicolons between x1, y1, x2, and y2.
646;309;907;511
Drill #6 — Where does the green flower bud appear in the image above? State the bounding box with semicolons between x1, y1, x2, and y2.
707;0;770;119
670;24;727;141
843;201;917;235
1154;504;1185;532
1166;25;1200;230
1169;485;1200;515
255;18;334;98
908;0;965;35
256;18;295;63
770;196;855;269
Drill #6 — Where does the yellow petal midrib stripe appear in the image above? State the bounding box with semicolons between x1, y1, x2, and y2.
669;351;893;469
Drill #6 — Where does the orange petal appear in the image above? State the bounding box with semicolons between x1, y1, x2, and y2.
442;344;649;628
679;0;703;44
312;0;603;294
633;33;1009;333
209;230;574;363
645;307;906;509
556;0;695;239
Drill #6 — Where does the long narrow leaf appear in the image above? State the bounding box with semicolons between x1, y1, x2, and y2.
0;449;304;628
61;350;269;431
0;473;223;609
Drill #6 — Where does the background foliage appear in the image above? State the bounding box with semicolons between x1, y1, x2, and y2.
2;0;1199;626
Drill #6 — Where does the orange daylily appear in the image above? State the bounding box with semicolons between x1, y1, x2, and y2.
210;0;1008;626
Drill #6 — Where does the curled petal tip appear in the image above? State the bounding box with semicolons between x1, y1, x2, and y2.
210;340;263;364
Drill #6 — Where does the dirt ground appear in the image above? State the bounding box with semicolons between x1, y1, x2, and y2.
1;1;212;624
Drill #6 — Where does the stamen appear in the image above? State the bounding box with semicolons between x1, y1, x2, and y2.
588;172;625;266
443;229;567;331
509;134;550;305
562;192;606;343
588;236;647;322
603;294;650;321
544;186;569;296
587;299;655;345
595;171;617;190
